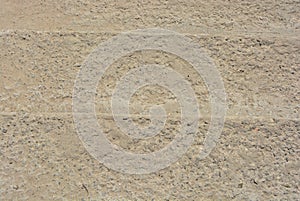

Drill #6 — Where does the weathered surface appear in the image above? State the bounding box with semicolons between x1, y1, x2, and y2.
0;0;299;200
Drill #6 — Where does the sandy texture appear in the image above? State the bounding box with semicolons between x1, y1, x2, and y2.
0;0;299;200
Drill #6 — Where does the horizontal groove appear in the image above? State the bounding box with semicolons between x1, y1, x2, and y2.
1;29;300;38
0;112;298;122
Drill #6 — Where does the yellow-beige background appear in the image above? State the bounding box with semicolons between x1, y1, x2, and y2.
0;0;299;200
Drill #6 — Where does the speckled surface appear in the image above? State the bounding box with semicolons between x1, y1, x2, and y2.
0;0;299;200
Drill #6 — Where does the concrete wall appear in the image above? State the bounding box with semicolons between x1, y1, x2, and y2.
0;0;299;200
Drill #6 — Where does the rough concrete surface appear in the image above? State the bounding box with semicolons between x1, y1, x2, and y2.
0;0;299;200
